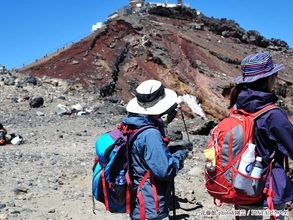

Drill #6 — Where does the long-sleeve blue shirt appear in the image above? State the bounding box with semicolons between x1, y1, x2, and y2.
122;113;185;219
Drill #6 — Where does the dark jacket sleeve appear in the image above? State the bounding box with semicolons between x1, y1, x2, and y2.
254;108;293;206
257;109;293;160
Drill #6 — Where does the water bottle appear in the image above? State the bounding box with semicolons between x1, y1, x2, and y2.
237;143;256;175
115;170;126;205
250;156;263;178
233;143;255;190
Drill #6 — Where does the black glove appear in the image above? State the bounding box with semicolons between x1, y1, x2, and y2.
181;149;189;160
168;140;193;154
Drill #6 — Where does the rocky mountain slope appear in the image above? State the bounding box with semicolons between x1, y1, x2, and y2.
17;5;293;121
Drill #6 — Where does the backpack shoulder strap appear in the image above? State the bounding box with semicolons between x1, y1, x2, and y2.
127;125;159;219
128;125;157;144
125;125;156;181
223;104;279;173
230;104;279;119
124;124;157;181
251;104;279;120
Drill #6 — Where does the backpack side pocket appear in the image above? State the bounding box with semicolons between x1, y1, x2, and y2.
233;168;265;197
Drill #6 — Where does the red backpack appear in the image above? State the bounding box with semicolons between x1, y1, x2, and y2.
204;104;278;208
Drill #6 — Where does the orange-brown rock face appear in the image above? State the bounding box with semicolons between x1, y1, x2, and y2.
19;6;293;121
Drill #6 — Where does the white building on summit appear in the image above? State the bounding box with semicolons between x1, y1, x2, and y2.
91;1;187;33
129;0;183;7
129;0;145;8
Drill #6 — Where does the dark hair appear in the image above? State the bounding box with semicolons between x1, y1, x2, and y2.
229;77;269;109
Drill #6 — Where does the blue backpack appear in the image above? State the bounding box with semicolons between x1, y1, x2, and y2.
92;124;157;219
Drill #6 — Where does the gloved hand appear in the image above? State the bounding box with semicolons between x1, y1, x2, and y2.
168;140;193;154
172;149;189;170
181;149;189;159
172;149;189;160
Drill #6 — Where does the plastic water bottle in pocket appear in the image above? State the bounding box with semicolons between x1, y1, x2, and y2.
233;143;255;190
115;170;126;205
250;156;263;178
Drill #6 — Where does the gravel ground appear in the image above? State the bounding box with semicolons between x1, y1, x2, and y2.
0;75;292;220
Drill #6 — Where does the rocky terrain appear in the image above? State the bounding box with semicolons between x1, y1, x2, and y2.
0;66;292;220
1;4;293;220
0;74;232;220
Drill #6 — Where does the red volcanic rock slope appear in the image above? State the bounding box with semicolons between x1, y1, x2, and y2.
19;6;293;120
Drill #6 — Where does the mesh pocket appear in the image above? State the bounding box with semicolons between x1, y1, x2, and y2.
233;169;264;196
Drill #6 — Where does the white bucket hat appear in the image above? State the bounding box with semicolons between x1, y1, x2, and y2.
126;80;177;115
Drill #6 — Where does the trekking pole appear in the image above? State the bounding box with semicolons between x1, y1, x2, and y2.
172;104;190;220
180;107;190;142
161;128;176;220
172;178;176;219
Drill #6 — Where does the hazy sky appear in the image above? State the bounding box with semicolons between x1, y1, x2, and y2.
1;0;292;70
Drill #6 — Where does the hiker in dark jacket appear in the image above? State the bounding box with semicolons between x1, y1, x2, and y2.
0;123;7;145
231;51;293;220
124;79;188;220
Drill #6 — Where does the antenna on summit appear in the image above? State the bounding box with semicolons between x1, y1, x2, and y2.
177;0;183;5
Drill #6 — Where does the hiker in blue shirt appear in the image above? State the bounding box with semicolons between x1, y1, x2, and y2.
231;51;293;220
124;79;188;220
